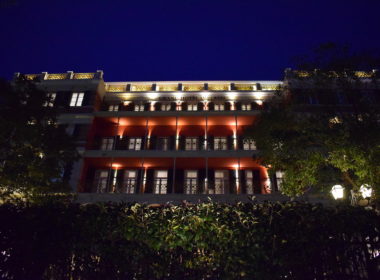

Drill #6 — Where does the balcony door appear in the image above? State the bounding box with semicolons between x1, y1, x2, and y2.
214;170;228;194
185;170;198;194
94;170;109;193
122;170;137;194
154;170;168;194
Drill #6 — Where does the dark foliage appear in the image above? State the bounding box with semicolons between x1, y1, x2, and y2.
0;202;379;280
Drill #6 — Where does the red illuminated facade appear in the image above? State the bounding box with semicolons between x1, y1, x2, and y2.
16;71;283;199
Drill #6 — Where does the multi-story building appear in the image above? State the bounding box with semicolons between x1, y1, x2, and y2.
15;71;284;202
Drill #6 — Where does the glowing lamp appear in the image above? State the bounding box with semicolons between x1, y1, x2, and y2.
331;185;344;199
111;163;121;169
360;184;372;199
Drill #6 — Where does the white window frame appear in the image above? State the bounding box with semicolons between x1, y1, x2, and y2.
134;104;145;111
243;138;256;150
241;103;251;111
245;170;254;194
187;103;198;111
95;170;109;193
214;170;228;194
185;137;198;151
44;93;56;107
214;137;227;150
128;137;142;150
276;171;284;191
101;137;114;150
122;170;137;194
185;170;198;194
154;170;168;194
70;92;84;107
214;103;225;111
108;104;119;112
161;103;171;111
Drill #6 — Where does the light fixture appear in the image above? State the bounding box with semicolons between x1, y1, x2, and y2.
331;184;344;199
360;184;372;199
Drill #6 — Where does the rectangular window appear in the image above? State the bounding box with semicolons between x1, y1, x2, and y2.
245;170;254;194
161;103;171;111
185;170;198;194
94;170;109;193
241;103;251;111
154;170;168;194
243;139;256;150
275;171;284;191
187;104;197;111
70;92;84;107
128;137;142;150
214;104;225;111
101;137;114;150
214;170;228;194
134;104;144;111
158;137;169;151
43;93;56;107
185;137;198;150
122;170;137;194
108;104;119;111
214;137;227;150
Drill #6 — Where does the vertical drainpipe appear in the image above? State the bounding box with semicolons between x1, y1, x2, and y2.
107;117;120;193
235;115;240;194
175;116;179;150
140;118;149;193
173;116;178;194
205;115;208;194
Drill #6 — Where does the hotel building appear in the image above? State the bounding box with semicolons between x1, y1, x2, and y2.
16;71;284;201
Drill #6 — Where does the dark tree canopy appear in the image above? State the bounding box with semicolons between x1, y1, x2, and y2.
0;76;78;201
248;44;380;198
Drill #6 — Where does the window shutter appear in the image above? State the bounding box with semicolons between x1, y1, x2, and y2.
145;169;155;193
253;170;261;194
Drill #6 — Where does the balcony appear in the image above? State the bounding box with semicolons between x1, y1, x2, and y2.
86;137;257;158
84;149;256;158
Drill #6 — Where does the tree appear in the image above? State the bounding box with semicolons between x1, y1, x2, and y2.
0;76;79;201
247;43;380;199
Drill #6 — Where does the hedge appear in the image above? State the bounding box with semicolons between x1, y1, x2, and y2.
0;201;379;280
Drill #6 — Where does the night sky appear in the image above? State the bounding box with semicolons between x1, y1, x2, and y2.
1;0;379;81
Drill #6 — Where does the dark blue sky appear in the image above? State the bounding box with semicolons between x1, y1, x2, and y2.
1;0;379;81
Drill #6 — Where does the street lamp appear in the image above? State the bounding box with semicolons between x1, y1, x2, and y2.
331;184;344;200
360;184;372;199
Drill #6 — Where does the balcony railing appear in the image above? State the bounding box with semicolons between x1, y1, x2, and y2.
91;182;241;195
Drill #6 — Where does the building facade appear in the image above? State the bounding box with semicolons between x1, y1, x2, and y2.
16;71;284;200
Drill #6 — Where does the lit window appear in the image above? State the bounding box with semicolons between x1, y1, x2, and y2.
188;104;197;111
214;170;228;194
161;103;171;111
101;137;114;150
214;103;225;111
214;137;227;150
122;170;137;194
43;93;56;107
241;103;251;111
245;170;254;194
185;170;198;194
276;171;284;191
185;137;198;150
94;170;109;193
108;105;119;111
243;139;256;150
134;104;144;111
128;137;142;150
70;92;84;107
154;170;168;194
